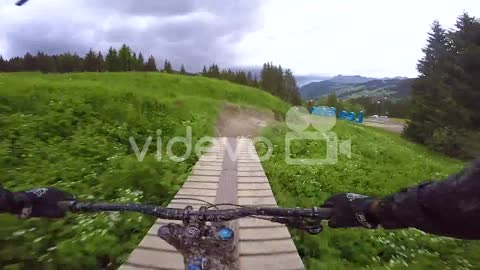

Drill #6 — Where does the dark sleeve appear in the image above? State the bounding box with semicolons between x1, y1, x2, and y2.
0;187;20;214
373;160;480;239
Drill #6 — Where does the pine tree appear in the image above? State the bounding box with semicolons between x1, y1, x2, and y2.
163;60;173;73
0;55;6;72
448;13;480;130
207;64;220;78
136;52;145;71
23;52;36;71
84;49;98;72
284;69;302;105
105;47;119;71
36;52;56;73
118;44;132;71
406;21;451;143
132;52;138;71
405;14;480;158
253;75;259;88
180;64;186;74
144;55;157;71
417;21;450;76
97;51;105;72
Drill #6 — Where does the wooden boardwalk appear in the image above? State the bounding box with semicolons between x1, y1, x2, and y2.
119;137;304;270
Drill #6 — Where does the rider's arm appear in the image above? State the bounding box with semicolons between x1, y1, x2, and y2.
324;160;480;239
369;160;480;239
0;187;75;218
0;187;21;214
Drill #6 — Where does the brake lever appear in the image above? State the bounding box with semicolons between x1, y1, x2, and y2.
270;217;323;234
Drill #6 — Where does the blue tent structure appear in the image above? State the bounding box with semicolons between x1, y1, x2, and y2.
356;111;364;123
311;106;336;117
338;110;348;120
310;106;363;124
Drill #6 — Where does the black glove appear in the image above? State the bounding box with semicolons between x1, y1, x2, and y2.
322;193;379;228
12;188;76;218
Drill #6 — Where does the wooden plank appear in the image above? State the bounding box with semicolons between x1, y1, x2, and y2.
238;183;271;190
186;175;220;182
175;188;217;197
240;253;304;270
238;196;277;206
239;226;291;241
238;171;266;177
121;138;304;270
182;182;218;189
239;239;298;255
238;189;274;197
239;218;284;228
191;169;222;176
122;248;184;270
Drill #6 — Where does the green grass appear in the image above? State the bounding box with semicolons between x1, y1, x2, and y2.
2;72;476;269
0;72;289;269
257;120;477;269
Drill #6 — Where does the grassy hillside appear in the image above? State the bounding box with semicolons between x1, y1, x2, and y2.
0;72;289;269
300;78;413;100
257;120;478;269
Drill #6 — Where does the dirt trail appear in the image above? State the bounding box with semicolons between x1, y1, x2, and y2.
215;104;276;137
363;119;405;134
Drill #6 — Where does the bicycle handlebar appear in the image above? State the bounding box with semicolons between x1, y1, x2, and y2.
58;201;332;221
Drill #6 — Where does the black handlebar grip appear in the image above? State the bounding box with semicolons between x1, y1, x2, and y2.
313;207;333;219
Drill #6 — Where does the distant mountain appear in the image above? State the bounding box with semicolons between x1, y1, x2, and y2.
328;74;377;84
295;74;332;86
300;77;414;100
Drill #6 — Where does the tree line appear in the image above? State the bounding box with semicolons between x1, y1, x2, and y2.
314;92;365;115
0;45;301;105
404;13;480;159
0;45;159;73
201;62;301;105
311;93;410;118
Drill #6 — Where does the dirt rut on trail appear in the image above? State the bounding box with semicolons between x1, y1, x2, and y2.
215;104;275;137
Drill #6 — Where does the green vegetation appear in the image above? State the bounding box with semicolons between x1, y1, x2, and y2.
1;45;302;106
405;13;480;159
315;92;365;116
0;72;288;269
257;120;478;269
299;77;412;101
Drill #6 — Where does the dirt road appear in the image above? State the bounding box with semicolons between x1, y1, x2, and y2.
363;119;405;134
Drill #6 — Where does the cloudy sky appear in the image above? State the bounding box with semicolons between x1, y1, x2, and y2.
1;0;479;77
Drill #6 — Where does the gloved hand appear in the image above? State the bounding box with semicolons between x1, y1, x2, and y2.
322;193;379;228
12;188;76;218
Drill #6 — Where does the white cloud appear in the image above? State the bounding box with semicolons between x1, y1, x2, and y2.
0;0;260;71
235;0;480;77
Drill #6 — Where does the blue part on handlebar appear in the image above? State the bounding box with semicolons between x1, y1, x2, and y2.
217;227;234;241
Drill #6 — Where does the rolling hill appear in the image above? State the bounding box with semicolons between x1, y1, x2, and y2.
1;71;476;270
300;76;413;100
0;72;289;269
257;120;477;269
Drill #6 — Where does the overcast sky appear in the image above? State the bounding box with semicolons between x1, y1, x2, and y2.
1;0;479;77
